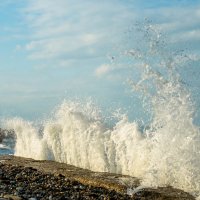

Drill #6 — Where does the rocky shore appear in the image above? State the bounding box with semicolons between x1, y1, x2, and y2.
0;129;15;142
0;155;195;200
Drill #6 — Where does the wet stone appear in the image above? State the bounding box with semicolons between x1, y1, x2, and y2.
0;155;196;200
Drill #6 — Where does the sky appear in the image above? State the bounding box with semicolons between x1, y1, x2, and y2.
0;0;200;121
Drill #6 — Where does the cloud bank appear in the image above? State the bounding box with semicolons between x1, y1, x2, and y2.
16;0;200;72
21;0;134;68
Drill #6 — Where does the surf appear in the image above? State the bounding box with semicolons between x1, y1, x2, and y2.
2;22;200;198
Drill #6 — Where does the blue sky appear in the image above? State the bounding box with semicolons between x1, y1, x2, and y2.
0;0;200;121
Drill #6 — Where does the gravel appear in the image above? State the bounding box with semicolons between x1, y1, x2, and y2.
0;163;133;200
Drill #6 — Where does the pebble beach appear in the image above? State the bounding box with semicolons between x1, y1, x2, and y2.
0;155;195;200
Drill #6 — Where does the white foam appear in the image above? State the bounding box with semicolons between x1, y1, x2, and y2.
0;144;9;149
4;23;200;199
5;97;200;198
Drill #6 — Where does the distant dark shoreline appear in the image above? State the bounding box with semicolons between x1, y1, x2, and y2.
0;155;195;200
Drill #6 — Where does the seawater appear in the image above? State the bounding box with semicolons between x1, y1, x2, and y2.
0;144;13;155
1;23;200;199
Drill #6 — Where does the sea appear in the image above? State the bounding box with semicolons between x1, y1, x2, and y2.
0;23;200;199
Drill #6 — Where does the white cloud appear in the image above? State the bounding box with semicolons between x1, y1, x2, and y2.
21;0;134;65
172;30;200;42
82;34;99;45
95;64;112;77
17;0;200;72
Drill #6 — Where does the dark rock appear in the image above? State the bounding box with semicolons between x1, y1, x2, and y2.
3;195;22;200
0;155;196;200
0;129;15;143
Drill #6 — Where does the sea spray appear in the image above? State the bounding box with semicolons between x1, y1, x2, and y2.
125;22;200;196
5;103;148;175
5;95;200;197
4;23;200;198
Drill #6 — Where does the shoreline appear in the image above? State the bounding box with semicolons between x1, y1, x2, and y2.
0;155;195;200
